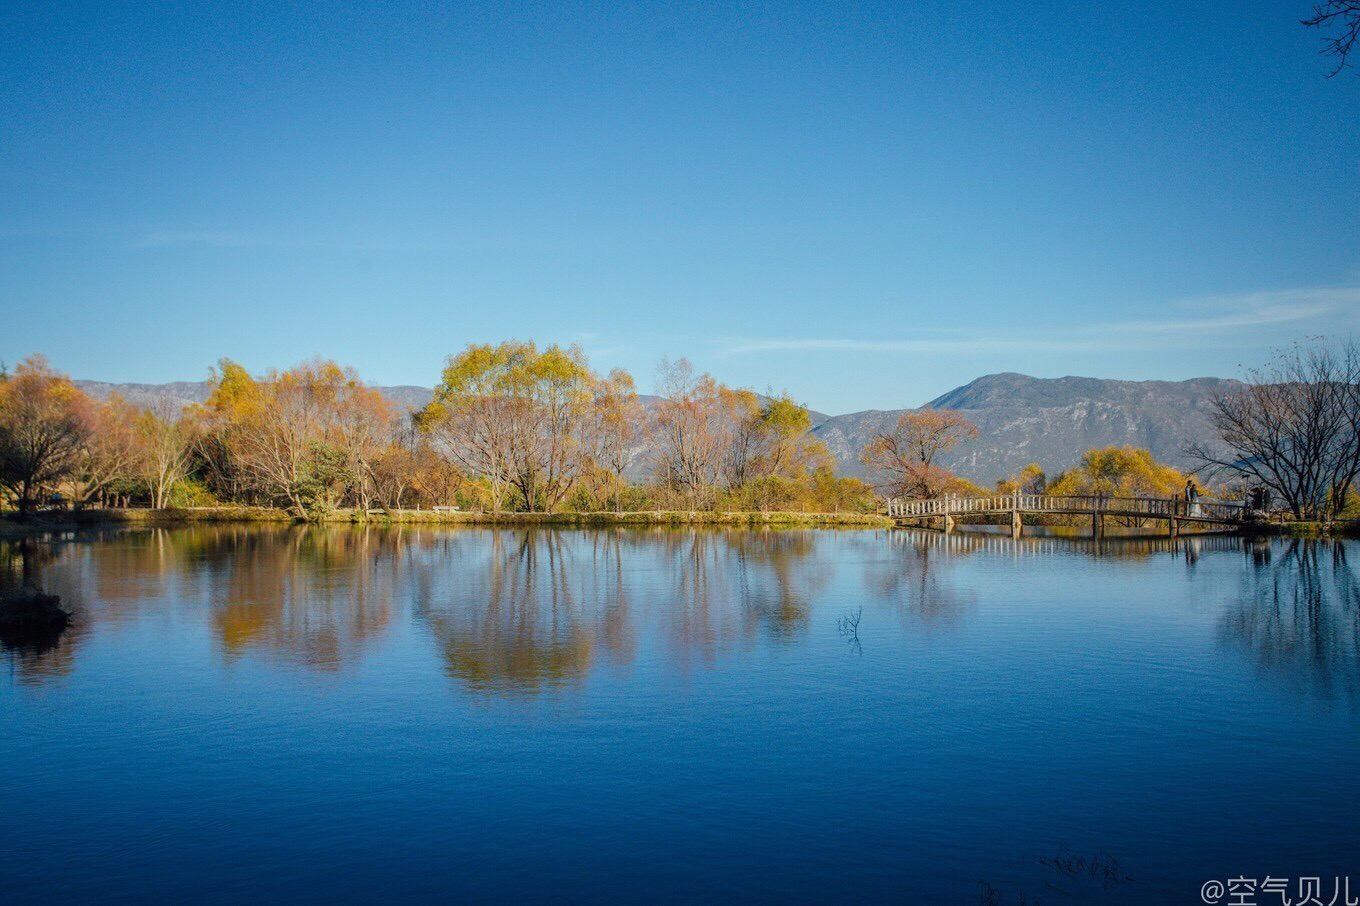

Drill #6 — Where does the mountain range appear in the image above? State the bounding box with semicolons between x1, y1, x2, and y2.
73;380;437;414
808;373;1235;484
74;372;1234;486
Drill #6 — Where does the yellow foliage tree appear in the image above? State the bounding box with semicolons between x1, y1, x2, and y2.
200;358;394;515
1045;446;1186;498
996;463;1046;495
421;340;596;513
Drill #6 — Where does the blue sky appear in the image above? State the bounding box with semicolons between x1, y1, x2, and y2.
2;1;1357;413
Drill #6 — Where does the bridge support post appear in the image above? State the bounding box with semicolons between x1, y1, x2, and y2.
1011;508;1022;539
1092;511;1103;539
1169;516;1179;539
943;512;955;534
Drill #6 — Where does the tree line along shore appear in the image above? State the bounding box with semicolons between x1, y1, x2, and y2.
0;507;895;536
2;338;1358;528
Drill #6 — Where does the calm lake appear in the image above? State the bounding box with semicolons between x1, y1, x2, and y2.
3;526;1358;903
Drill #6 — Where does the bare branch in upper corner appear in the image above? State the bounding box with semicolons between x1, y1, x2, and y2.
1303;1;1360;76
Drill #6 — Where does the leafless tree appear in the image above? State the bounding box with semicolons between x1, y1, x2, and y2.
1188;339;1360;520
1304;1;1360;76
139;402;198;509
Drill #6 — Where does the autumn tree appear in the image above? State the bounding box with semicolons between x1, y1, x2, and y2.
73;394;144;506
751;393;822;480
717;387;764;489
1;345;1052;519
203;359;306;513
421;341;595;513
0;355;94;515
582;368;646;513
366;417;421;510
419;344;516;513
408;440;469;508
808;467;878;514
996;463;1046;496
331;375;397;511
1046;447;1186;498
517;343;595;512
717;389;831;510
861;408;979;499
719;389;818;486
201;358;395;516
651;357;727;507
193;359;255;502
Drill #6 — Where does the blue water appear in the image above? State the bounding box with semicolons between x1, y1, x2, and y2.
3;526;1358;903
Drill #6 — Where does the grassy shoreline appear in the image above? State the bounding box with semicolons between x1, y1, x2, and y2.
0;506;894;536
4;507;1355;538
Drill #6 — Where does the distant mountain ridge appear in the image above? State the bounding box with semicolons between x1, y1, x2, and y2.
76;372;1235;486
74;380;437;412
811;373;1236;484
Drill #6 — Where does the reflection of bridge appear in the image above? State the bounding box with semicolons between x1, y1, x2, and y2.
885;493;1246;538
885;526;1249;558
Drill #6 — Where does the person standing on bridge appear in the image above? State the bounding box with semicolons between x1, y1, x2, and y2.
1186;479;1201;517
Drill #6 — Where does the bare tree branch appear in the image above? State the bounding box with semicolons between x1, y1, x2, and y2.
1303;1;1360;76
1188;338;1360;520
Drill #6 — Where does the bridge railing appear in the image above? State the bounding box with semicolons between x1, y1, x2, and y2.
885;493;1245;522
1189;500;1246;521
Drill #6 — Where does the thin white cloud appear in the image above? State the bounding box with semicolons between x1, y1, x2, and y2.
718;285;1358;357
1106;286;1352;335
722;336;1089;354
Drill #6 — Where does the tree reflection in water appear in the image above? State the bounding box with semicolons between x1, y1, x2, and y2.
207;526;397;670
863;529;1253;628
16;526;399;674
861;532;981;627
658;528;830;664
409;527;831;692
725;529;832;642
412;530;605;694
7;526;834;692
1219;539;1360;704
13;526;1358;702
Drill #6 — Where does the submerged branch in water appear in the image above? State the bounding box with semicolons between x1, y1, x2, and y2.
837;606;863;655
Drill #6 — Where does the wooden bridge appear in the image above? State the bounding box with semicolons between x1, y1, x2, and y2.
885;492;1247;538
